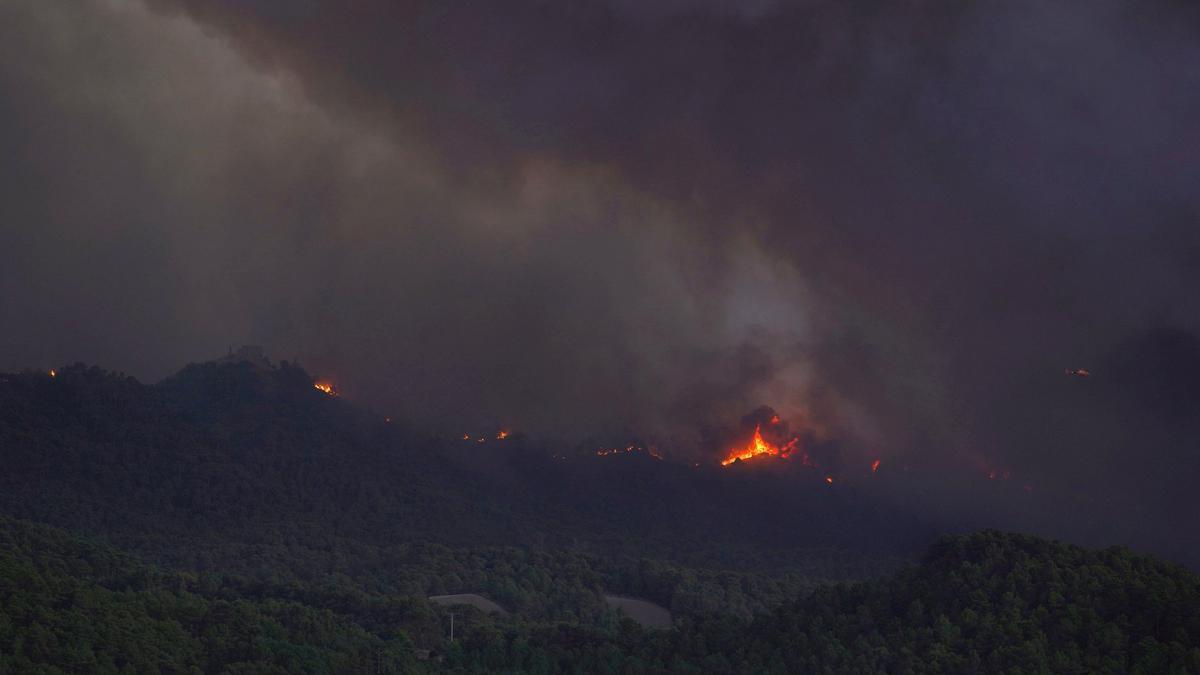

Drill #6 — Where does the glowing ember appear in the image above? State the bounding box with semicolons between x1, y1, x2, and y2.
871;459;881;473
313;381;337;396
769;414;781;425
782;438;815;466
595;444;661;460
496;430;510;440
462;433;471;441
825;475;834;484
48;369;56;378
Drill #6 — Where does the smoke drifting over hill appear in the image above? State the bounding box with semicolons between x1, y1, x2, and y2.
2;0;1200;561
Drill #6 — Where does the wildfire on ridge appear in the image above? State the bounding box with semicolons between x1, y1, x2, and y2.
718;410;891;485
460;430;513;443
595;444;662;460
313;381;337;396
720;423;800;466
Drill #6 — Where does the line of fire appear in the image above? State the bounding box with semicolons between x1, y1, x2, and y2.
305;376;1027;489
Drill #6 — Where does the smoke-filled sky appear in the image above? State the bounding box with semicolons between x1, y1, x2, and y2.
3;1;1200;557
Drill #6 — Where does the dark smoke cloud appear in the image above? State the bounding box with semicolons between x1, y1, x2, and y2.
2;0;1200;561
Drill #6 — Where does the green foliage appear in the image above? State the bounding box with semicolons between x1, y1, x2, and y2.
689;531;1200;674
2;364;1198;672
3;519;1197;674
0;516;417;673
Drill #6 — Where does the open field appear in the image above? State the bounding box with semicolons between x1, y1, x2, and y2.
429;594;508;615
604;595;672;629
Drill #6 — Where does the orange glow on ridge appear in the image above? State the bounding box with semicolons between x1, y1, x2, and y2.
721;424;797;466
595;444;661;460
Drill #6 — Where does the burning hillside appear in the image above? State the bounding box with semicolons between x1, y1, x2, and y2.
720;407;814;468
595;444;663;460
721;424;797;465
460;430;514;444
718;407;890;483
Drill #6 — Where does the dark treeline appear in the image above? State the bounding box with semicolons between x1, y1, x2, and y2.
0;361;915;579
2;517;1196;673
1;361;1197;672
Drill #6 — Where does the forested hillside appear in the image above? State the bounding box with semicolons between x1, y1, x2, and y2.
2;361;1198;673
2;518;1197;673
0;361;916;581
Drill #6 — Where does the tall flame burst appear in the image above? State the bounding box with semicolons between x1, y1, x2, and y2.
313;382;337;396
721;424;797;466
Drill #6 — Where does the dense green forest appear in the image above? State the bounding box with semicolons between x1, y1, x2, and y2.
2;518;1197;673
2;361;1198;672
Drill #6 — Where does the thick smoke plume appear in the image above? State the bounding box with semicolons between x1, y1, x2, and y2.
2;0;1199;562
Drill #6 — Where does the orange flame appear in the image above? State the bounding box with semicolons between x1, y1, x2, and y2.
496;430;510;440
721;424;796;466
825;475;834;485
871;459;881;473
313;381;337;396
48;369;56;378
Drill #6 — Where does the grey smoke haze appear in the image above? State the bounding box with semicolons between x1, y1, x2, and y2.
2;0;1199;558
